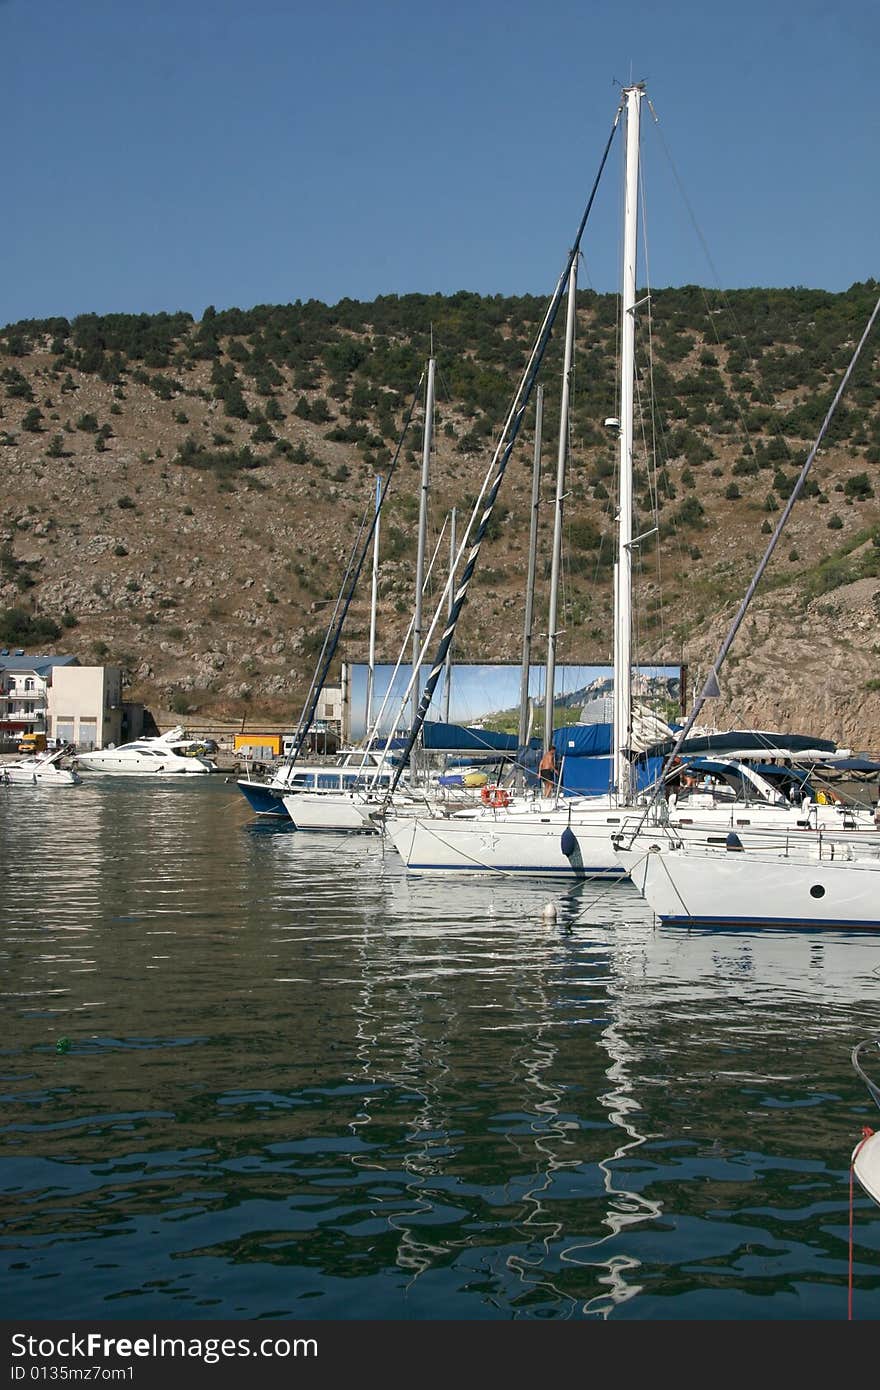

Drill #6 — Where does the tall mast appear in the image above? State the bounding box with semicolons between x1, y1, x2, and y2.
544;260;578;754
411;356;436;746
442;507;456;722
364;475;381;735
518;385;543;750
613;83;642;801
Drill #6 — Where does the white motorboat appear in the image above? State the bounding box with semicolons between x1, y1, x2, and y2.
1;746;81;787
75;726;218;775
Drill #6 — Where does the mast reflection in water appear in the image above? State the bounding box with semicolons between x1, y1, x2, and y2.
1;779;879;1320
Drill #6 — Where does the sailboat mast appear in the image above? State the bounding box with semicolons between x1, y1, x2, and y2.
364;474;382;734
518;385;543;750
411;357;436;747
544;261;578;754
442;507;456;723
613;83;642;801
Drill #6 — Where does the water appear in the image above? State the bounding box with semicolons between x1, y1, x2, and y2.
2;777;879;1321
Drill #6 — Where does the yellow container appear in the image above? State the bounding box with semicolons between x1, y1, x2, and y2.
234;733;282;757
462;769;489;787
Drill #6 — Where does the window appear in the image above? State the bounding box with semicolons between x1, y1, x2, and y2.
78;718;98;750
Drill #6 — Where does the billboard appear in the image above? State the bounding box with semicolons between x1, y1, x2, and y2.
346;662;681;740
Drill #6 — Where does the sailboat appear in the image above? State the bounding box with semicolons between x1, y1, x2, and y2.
381;83;645;875
612;290;880;925
381;86;862;877
236;371;431;820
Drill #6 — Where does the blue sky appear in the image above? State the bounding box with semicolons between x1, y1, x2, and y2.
2;0;877;325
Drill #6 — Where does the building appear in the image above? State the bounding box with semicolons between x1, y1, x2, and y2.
0;651;79;738
0;650;132;750
47;665;126;750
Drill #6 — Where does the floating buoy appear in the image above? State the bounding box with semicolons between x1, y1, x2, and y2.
56;1037;71;1054
542;902;558;922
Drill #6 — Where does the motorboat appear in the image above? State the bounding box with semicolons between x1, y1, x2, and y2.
1;746;81;787
236;747;400;817
75;726;218;775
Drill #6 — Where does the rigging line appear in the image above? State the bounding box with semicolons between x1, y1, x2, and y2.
291;499;371;746
284;372;426;768
622;291;880;840
648;114;764;467
684;291;880;735
385;104;626;798
635;167;673;657
361;517;452;785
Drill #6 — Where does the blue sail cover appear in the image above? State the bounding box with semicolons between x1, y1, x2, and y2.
553;724;612;757
388;721;541;755
551;723;661;795
644;729;838;759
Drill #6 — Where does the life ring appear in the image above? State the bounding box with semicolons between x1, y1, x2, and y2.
481;785;511;809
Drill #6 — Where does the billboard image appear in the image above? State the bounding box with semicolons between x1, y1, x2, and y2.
346;662;681;741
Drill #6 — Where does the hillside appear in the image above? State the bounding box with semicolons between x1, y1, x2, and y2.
1;284;879;745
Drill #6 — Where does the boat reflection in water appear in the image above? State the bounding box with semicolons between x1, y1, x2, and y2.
2;780;880;1320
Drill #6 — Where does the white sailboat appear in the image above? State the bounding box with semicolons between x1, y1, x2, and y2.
616;829;880;929
611;287;880;926
382;84;646;875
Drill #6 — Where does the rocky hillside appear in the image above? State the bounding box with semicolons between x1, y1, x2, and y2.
1;284;879;744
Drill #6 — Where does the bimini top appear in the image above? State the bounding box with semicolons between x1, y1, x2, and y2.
644;729;838;760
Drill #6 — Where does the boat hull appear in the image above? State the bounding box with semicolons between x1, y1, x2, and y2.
619;841;880;928
236;779;291;817
853;1130;880;1207
385;809;626;877
280;792;379;832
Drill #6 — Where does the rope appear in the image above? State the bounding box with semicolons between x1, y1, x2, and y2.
849;1126;875;1321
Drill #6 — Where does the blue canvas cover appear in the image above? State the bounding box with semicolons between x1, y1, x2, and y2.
552;724;612;758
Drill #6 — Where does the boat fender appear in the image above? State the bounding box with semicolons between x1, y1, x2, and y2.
725;831;744;852
560;826;578;858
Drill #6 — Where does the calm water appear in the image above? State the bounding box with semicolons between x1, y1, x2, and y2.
2;776;879;1321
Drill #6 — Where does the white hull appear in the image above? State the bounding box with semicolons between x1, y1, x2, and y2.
76;755;214;774
281;791;380;832
853;1130;880;1207
2;760;81;786
384;800;626;877
618;837;880;928
382;788;879;879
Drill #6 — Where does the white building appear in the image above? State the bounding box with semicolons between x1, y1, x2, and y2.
48;665;124;750
0;651;79;737
0;651;126;750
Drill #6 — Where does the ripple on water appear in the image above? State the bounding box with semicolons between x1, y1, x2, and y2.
1;777;879;1319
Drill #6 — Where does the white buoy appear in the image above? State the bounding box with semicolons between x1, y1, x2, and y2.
542;902;558;922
